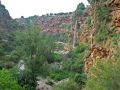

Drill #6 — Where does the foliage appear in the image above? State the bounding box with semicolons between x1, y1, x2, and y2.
85;16;91;29
68;43;87;59
62;43;87;87
95;5;111;43
62;24;71;30
54;33;69;42
0;32;16;69
49;70;72;81
75;3;85;17
11;25;55;89
53;79;80;90
0;69;22;90
96;5;111;22
85;60;120;90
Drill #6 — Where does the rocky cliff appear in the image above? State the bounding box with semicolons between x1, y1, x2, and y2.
108;0;120;33
77;0;120;74
0;2;13;32
37;15;72;34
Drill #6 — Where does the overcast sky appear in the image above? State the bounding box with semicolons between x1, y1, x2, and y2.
1;0;89;18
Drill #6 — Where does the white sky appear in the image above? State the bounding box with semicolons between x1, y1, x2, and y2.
1;0;89;18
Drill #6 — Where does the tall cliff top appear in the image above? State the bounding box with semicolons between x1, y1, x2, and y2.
0;2;14;32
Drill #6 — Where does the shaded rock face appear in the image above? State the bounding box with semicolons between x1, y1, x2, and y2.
0;2;13;32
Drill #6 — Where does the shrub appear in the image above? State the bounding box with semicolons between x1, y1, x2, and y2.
0;69;22;90
49;70;71;81
53;79;80;90
85;16;91;29
85;60;120;90
75;3;85;16
11;25;55;89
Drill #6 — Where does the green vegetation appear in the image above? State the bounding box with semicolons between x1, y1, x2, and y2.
62;24;71;30
12;26;55;89
85;16;91;29
73;3;85;25
95;5;112;43
85;60;120;90
53;79;80;90
0;69;22;90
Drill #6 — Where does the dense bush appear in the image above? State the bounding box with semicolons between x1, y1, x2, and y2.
53;79;80;90
85;60;120;90
49;70;72;81
0;69;22;90
85;16;91;29
10;25;55;89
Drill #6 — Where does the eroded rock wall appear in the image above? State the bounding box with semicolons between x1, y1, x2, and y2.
108;0;120;33
0;2;14;32
80;0;119;73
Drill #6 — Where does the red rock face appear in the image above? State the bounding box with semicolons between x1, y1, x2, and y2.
37;15;72;34
108;0;120;32
79;5;94;44
84;45;113;73
81;2;120;73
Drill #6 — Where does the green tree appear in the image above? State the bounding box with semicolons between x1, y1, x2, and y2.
12;25;55;89
75;3;85;17
0;69;22;90
85;16;91;29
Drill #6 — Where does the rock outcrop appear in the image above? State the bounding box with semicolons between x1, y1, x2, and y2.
79;0;119;73
37;15;72;34
79;5;93;44
108;0;120;33
36;81;52;90
0;2;13;32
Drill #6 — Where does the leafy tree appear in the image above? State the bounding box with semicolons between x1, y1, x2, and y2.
75;3;85;17
11;25;55;89
53;79;80;90
87;0;92;3
0;69;22;90
95;5;111;43
73;3;85;25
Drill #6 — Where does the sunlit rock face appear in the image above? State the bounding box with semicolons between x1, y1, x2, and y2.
79;5;93;44
108;0;120;33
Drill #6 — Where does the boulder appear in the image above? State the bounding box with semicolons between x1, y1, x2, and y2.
36;81;52;90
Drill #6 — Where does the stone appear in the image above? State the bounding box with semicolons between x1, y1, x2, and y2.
36;81;52;90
